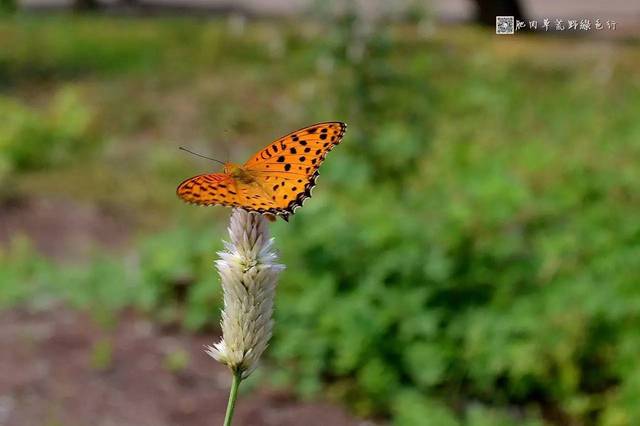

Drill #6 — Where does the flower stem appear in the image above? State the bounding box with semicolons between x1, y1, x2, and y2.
223;369;242;426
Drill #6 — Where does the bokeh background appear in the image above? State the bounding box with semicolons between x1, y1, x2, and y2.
1;1;640;425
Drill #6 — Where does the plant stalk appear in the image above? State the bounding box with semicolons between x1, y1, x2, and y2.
223;369;242;426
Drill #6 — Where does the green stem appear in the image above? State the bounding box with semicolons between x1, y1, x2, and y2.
223;369;242;426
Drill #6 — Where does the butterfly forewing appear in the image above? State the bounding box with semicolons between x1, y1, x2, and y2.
243;122;346;216
177;172;279;212
244;122;346;176
176;173;240;206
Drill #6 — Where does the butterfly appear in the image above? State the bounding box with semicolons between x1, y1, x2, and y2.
177;122;347;221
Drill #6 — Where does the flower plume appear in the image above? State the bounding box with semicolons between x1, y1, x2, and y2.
206;209;284;378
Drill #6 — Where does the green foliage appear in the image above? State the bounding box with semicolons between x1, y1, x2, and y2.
0;87;96;180
392;392;459;426
136;225;224;330
90;338;114;371
1;15;640;426
0;17;163;82
0;236;55;308
0;227;225;333
164;349;190;373
0;0;16;14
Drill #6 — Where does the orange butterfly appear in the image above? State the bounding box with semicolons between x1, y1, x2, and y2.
177;122;347;221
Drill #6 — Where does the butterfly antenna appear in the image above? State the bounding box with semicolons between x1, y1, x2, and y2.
179;146;226;166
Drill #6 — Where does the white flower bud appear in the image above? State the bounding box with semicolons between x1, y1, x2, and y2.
205;209;284;378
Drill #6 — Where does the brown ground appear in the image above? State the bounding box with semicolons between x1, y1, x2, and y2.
0;307;363;426
0;196;131;262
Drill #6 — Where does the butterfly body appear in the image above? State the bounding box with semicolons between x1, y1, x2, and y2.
224;163;256;184
177;121;347;221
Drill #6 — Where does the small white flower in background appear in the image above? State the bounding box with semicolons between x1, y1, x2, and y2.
206;209;284;379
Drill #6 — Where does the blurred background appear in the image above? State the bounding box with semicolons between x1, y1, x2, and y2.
1;0;639;425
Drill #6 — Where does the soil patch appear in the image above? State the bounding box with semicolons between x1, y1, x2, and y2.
0;307;364;426
0;196;131;261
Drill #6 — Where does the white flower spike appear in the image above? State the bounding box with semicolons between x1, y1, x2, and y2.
206;208;284;379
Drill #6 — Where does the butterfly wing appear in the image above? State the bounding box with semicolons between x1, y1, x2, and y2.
243;121;347;218
177;172;279;212
176;173;241;207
